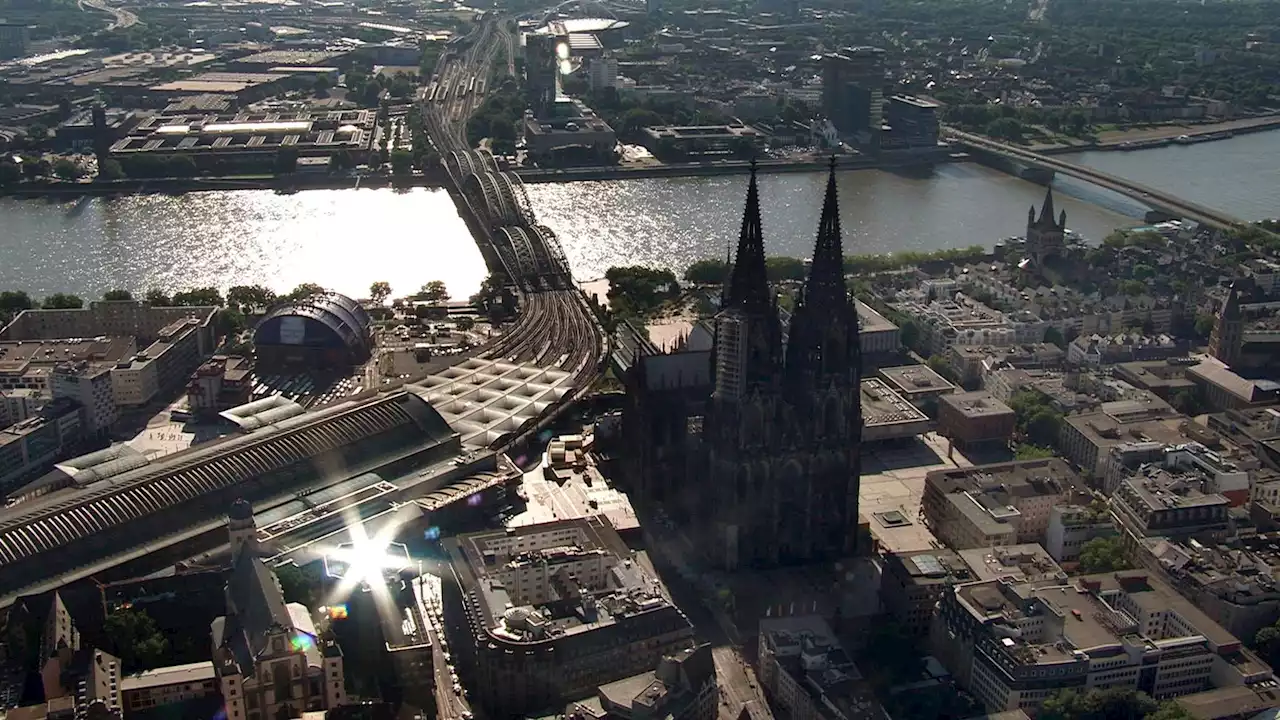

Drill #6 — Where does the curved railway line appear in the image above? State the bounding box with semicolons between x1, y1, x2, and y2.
424;19;605;398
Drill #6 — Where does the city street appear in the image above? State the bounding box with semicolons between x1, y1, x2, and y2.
412;573;472;720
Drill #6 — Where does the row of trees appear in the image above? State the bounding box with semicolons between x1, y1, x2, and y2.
682;245;990;285
1040;687;1193;720
465;79;523;155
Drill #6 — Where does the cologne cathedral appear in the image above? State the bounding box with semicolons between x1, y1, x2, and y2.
622;162;864;570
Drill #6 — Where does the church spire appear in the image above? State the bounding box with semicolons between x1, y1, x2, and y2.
1036;186;1057;227
805;158;847;309
724;162;771;316
785;159;860;386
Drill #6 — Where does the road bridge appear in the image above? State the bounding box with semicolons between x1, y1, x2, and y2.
945;128;1246;230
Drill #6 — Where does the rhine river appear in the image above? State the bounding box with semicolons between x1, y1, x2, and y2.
0;130;1276;298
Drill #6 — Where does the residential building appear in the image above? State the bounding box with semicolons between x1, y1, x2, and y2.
1110;467;1231;542
0;337;137;394
893;295;1049;356
0;399;84;491
212;500;347;720
1067;334;1188;367
880;549;974;637
758;615;876;720
50;362;117;437
949;343;1064;387
1;388;42;428
959;544;1068;585
561;644;717;720
1059;400;1197;478
1136;535;1280;642
187;355;253;417
922;459;1082;550
1045;503;1117;563
854;300;901;362
111;318;208;407
937;391;1015;450
931;572;1263;714
441;516;695;717
120;661;218;717
985;368;1096;413
588;55;619;92
1;300;218;349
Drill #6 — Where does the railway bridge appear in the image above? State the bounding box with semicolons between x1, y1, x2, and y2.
445;149;573;291
945;128;1247;230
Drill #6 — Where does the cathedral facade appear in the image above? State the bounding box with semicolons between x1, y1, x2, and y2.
624;163;863;570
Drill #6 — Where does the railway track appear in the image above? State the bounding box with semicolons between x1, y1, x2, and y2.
423;19;606;392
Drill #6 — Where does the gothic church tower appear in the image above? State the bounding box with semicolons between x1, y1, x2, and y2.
703;162;863;569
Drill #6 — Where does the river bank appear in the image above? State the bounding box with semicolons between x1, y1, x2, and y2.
1030;113;1280;155
0;172;450;199
0;151;955;198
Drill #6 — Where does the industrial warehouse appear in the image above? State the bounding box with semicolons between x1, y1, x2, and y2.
110;108;377;160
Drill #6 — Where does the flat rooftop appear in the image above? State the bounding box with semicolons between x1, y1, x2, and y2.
862;378;930;427
119;661;215;692
940;391;1014;419
856;299;898;335
879;364;957;397
0;337;136;375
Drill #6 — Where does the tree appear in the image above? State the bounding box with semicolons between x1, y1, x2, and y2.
0;290;35;323
274;562;323;607
418;280;450;304
1146;702;1195;720
144;288;171;306
102;289;132;301
455;316;476;331
390;149;413;176
369;281;392;304
41;293;84;309
927;354;959;383
172;287;224;307
227;285;276;313
98;159;124;180
683;259;730;285
102;608;169;673
1040;688;1156;720
1015;444;1055;460
1043;326;1065;348
1194;313;1216;338
1255;625;1280;668
899;318;921;351
52;158;82;180
1170;389;1203;416
1078;536;1130;573
283;283;326;302
605;266;680;319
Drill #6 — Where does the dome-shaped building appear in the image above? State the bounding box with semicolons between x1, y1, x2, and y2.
253;292;373;369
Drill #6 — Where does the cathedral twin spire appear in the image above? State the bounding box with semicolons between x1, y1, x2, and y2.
720;160;861;391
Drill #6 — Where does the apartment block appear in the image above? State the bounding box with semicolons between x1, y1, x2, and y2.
922;459;1082;550
932;572;1264;714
